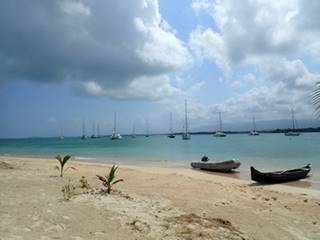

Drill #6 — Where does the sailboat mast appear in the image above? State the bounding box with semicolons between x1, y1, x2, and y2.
82;120;86;136
170;112;173;134
185;100;188;134
113;112;117;134
219;112;222;131
291;109;296;130
252;116;256;131
97;124;100;137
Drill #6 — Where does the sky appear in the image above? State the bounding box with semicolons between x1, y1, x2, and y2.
0;0;320;138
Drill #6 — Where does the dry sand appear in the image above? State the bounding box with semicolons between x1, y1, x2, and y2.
0;156;319;240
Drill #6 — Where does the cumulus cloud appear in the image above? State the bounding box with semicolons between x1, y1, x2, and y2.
188;0;320;121
0;0;192;99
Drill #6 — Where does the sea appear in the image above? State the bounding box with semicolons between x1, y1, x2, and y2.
1;133;319;189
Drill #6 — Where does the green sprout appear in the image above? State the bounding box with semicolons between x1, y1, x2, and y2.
96;165;124;193
55;154;75;177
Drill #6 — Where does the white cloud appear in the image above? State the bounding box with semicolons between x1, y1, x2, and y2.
188;0;320;121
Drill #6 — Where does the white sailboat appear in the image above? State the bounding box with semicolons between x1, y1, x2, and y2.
214;112;226;137
131;124;136;138
60;126;64;140
145;119;150;137
110;112;122;140
91;122;96;138
81;120;88;140
182;100;191;140
168;112;175;138
96;124;101;138
285;109;300;136
249;116;260;136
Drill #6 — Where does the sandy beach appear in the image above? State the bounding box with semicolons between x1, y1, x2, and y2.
0;156;319;240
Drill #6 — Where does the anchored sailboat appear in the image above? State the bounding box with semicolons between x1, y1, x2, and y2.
285;109;300;136
145;119;150;137
214;112;226;137
91;122;96;138
182;100;191;140
168;112;175;138
249;116;259;136
131;124;136;138
81;120;88;140
110;112;122;140
96;124;101;138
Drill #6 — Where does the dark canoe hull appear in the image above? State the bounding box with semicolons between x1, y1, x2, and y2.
251;165;311;183
191;160;241;172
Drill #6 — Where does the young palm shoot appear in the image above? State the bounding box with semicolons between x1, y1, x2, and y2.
55;154;75;177
96;165;124;193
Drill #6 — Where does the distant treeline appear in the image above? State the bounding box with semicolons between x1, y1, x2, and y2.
170;127;320;135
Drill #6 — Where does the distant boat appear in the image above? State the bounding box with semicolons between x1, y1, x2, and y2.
131;124;136;138
81;120;88;140
168;112;175;138
191;157;240;172
110;112;122;140
145;119;150;137
60;126;64;139
182;100;191;140
249;116;260;136
251;164;311;183
284;109;300;136
96;124;101;138
214;112;226;137
91;122;96;138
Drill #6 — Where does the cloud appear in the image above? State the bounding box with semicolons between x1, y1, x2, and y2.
0;0;192;99
188;0;320;121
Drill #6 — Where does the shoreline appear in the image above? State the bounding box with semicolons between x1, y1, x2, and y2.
1;155;320;195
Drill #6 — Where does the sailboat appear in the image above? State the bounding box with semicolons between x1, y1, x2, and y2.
168;112;175;138
81;120;88;140
249;116;260;136
131;124;136;138
182;100;191;140
96;124;101;138
110;112;122;140
285;109;300;136
91;122;96;138
214;112;226;137
145;119;150;137
59;126;64;139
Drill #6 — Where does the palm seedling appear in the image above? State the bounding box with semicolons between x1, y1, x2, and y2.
312;81;320;117
55;154;75;177
96;165;124;193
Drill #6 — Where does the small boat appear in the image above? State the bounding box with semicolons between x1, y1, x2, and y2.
191;159;241;172
250;164;311;183
168;112;175;138
214;112;227;137
81;120;88;140
110;112;122;140
284;109;300;137
249;116;260;136
182;100;191;140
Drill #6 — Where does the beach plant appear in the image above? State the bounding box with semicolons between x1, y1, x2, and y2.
96;165;124;193
61;182;76;200
79;176;90;189
312;81;320;117
55;154;75;177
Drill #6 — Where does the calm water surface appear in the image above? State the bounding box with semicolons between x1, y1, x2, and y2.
1;133;319;189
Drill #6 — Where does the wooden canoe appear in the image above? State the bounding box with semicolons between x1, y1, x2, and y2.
191;160;241;172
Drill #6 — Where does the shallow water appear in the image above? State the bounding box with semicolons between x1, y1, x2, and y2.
1;133;319;189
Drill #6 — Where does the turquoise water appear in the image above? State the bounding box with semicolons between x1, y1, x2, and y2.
1;133;319;188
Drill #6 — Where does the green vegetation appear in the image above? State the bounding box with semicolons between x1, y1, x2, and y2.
96;165;124;193
79;176;90;189
55;154;75;177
